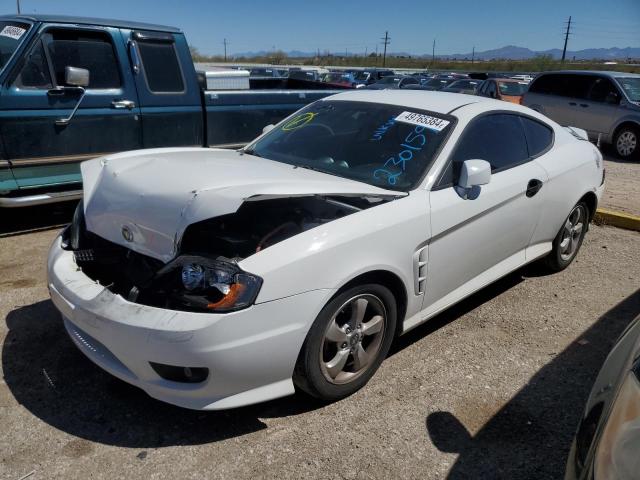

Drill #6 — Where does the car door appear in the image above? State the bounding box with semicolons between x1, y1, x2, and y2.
577;76;622;138
424;113;548;314
126;29;203;148
0;24;141;188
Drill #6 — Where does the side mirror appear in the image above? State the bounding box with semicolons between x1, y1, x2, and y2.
65;66;90;87
262;124;275;134
455;159;491;199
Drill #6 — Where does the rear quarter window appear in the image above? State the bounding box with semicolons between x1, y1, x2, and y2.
137;40;184;93
521;117;553;157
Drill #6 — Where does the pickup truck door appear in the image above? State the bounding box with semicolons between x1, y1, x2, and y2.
0;24;142;188
125;29;203;148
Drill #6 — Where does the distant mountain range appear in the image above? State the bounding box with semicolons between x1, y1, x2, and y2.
231;45;640;60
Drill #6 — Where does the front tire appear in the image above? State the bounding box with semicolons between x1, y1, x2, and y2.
613;125;638;160
543;202;589;272
294;284;397;402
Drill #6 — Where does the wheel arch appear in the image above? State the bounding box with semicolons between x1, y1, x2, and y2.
578;191;598;223
331;269;408;337
612;120;639;142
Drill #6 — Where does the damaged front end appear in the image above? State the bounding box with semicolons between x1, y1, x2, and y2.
64;194;390;313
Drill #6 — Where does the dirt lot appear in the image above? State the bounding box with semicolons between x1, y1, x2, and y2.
1;216;639;479
600;150;640;216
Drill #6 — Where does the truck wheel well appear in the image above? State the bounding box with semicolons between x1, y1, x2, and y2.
336;270;408;336
579;191;598;222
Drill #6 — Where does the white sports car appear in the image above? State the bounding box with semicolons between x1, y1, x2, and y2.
47;91;605;410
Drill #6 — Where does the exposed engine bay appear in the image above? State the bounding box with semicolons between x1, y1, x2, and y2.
66;195;389;312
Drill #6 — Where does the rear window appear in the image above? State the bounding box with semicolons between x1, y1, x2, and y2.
137;40;184;93
498;81;528;96
521;117;553;157
529;74;592;99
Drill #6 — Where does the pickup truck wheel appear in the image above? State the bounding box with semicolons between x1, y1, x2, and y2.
294;284;396;402
614;126;638;159
543;202;589;272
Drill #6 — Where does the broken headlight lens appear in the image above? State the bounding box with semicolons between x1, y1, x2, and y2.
175;258;262;312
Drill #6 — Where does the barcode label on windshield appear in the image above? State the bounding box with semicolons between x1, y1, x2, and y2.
0;25;26;40
395;111;450;132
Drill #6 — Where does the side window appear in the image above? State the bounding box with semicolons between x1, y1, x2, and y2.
13;39;52;89
588;77;620;103
45;29;121;89
563;74;592;99
521;117;553;157
529;74;561;95
136;39;184;93
439;114;529;185
486;81;497;98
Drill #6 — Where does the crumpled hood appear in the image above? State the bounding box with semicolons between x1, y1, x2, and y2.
82;147;401;262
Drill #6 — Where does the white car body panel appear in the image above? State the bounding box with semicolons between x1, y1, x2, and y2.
47;91;605;409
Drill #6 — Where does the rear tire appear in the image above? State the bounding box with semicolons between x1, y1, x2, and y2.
543;202;589;272
294;283;397;402
613;125;639;160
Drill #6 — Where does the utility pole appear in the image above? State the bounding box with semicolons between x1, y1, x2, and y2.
471;45;475;64
381;31;390;67
561;16;572;63
223;38;229;61
16;0;20;14
431;38;436;65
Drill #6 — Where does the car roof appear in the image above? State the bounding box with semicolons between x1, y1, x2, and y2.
536;70;640;79
0;13;180;33
324;90;494;115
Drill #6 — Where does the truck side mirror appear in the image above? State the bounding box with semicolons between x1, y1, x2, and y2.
455;159;491;199
54;67;90;126
65;66;90;87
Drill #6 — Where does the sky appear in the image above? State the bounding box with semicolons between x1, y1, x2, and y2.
4;0;639;56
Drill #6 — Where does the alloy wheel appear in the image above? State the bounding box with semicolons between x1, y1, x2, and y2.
616;130;637;157
559;204;586;261
319;294;386;385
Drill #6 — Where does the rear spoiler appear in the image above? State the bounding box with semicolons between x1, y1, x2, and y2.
564;126;589;141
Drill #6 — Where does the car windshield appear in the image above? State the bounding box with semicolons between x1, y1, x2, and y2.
498;81;528;95
0;21;30;71
616;77;640;102
445;80;478;90
376;76;400;85
245;100;454;191
425;79;449;88
354;71;370;81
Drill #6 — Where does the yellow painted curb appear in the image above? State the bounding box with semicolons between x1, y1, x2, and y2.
594;208;640;232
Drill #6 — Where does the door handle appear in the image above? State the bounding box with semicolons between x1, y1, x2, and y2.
111;99;135;110
568;102;577;106
579;103;589;108
526;179;543;198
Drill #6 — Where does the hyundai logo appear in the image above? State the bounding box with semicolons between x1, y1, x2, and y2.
121;226;134;242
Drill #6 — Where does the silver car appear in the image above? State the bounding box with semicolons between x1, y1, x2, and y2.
523;71;640;159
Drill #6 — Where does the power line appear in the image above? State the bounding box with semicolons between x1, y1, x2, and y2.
380;31;390;67
562;16;573;62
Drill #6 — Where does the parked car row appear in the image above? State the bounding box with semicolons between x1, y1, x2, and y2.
363;69;639;159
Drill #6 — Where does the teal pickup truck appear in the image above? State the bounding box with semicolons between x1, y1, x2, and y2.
0;14;336;207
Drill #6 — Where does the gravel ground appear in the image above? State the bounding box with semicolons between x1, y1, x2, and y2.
600;149;640;216
1;221;639;479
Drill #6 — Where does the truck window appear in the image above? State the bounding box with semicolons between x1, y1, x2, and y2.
137;40;184;93
13;40;52;89
44;29;121;89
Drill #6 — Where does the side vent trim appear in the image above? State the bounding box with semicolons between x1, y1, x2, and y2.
413;246;428;295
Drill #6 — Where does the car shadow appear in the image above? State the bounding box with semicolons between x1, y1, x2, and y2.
3;263;534;448
2;299;327;448
0;200;77;237
426;289;640;479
